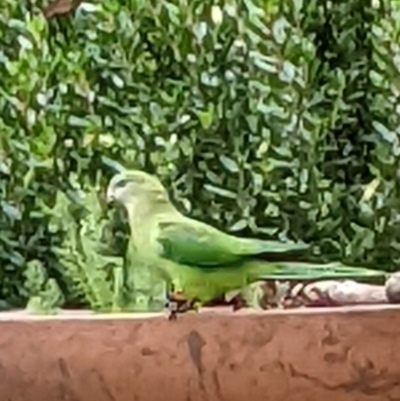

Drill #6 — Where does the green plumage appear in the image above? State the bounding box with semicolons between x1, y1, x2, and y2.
106;170;387;306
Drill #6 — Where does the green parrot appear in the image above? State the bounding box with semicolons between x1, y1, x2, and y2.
106;169;386;318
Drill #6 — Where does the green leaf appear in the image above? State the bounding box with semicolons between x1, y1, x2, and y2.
229;219;248;231
204;184;237;199
198;110;214;129
372;121;397;143
219;155;239;173
67;116;90;128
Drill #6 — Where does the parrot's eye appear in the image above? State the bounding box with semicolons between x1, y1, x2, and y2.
115;176;145;189
114;178;131;188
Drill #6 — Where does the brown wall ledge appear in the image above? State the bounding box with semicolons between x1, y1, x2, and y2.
1;305;400;401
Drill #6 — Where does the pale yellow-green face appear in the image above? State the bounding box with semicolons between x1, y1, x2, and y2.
106;170;167;205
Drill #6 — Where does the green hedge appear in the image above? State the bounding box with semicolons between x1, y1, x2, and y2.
1;0;400;311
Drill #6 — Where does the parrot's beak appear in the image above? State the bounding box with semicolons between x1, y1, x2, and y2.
106;186;115;203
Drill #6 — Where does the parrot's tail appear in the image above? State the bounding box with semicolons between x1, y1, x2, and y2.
250;261;387;282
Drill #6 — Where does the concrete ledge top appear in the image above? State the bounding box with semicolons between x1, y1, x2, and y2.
0;304;399;321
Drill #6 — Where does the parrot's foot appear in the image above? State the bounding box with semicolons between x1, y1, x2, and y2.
166;292;199;320
231;294;247;311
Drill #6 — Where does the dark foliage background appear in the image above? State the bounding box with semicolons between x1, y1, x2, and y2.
1;0;399;311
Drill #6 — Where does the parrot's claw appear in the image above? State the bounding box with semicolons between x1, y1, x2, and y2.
168;311;178;321
166;301;179;321
166;292;199;320
230;294;247;311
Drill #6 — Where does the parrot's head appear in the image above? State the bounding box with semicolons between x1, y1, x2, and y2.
106;170;169;207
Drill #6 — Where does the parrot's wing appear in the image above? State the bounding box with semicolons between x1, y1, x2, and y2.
155;219;245;266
